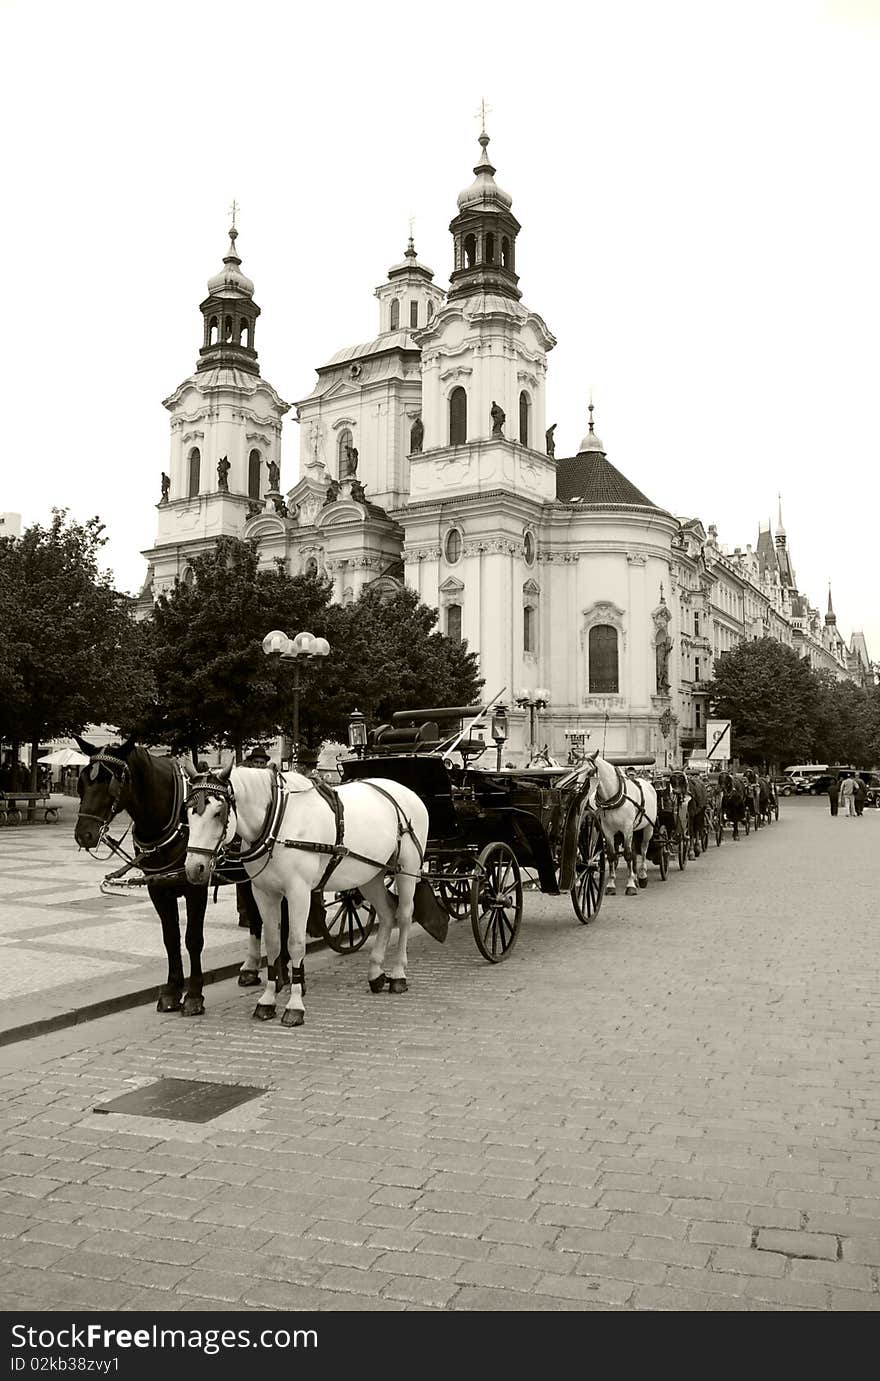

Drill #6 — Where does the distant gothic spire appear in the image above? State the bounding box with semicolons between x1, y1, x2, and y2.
825;583;837;625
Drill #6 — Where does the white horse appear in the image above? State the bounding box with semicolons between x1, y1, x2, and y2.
182;763;429;1027
579;752;658;896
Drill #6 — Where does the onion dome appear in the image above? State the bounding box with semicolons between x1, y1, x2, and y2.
578;401;604;453
457;132;513;211
207;227;255;298
197;211;261;377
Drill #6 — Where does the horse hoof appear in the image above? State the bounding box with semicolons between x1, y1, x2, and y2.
181;996;205;1017
625;886;638;896
281;1008;304;1028
157;993;182;1013
253;1004;276;1021
638;877;648;889
369;974;387;994
388;978;408;994
237;970;262;987
605;887;617;898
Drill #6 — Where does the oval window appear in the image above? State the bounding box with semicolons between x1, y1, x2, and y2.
444;528;462;564
523;532;535;565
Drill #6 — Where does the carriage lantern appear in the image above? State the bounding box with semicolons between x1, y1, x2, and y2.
347;708;368;757
490;705;508;770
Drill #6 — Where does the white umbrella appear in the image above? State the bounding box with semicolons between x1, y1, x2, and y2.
37;747;90;767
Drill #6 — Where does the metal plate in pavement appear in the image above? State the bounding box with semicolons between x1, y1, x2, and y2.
94;1077;266;1123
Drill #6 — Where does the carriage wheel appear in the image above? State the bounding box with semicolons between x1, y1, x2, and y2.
322;889;376;953
570;811;605;925
436;860;472;920
677;829;689;870
658;830;669;881
714;808;723;847
773;797;779;821
471;842;523;963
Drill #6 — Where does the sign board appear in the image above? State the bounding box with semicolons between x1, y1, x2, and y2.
705;719;732;762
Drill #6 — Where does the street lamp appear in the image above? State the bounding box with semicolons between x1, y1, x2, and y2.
262;629;330;769
515;687;550;760
347;707;368;758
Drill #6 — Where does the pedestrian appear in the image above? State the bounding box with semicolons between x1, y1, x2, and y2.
853;775;867;817
828;773;840;817
840;774;857;818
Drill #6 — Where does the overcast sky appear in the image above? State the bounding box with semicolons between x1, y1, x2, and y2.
2;0;878;657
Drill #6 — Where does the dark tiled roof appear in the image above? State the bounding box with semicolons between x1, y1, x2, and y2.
555;450;661;509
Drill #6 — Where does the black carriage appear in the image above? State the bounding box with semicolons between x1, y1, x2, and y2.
336;705;606;962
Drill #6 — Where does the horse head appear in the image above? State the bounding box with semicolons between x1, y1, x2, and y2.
183;759;237;885
74;735;137;850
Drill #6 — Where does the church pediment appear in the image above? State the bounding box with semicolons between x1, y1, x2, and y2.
244;513;288;538
439;575;465;595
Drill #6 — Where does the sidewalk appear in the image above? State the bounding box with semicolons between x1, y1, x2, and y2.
0;805;283;1046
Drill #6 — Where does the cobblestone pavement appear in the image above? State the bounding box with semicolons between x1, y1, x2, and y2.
0;797;878;1312
0;807;244;1040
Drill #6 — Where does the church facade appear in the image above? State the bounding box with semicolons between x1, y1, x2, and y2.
141;133;872;764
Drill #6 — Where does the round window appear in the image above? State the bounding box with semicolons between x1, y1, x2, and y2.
444;528;462;564
523;532;535;565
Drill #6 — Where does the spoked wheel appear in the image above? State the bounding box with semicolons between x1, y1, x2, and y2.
435;859;472;921
677;829;689;870
714;808;723;846
657;828;669;881
700;822;710;854
471;842;523;962
322;889;376;953
570;810;605;925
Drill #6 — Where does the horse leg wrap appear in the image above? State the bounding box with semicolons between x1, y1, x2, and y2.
290;964;306;998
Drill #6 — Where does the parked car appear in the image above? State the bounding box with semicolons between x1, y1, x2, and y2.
807;769;880;805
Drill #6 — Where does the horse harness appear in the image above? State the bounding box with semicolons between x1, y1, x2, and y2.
78;751;191;879
593;765;655;831
185;770;425;887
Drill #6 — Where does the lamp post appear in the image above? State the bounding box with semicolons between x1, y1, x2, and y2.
262;630;330;769
515;687;550;761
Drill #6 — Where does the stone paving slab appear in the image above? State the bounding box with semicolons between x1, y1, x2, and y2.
0;797;879;1311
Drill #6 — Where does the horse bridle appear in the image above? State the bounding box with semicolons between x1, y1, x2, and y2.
76;752;131;831
184;774;237;862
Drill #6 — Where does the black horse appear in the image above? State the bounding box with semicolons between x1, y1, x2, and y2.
718;770;749;841
73;738;289;1015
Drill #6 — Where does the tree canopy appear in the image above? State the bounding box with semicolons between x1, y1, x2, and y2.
0;510;153;781
138;537;483;757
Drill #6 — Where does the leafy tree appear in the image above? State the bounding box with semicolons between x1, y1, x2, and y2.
138;537;334;760
706;637;818;768
0;510;153;786
811;672;879;766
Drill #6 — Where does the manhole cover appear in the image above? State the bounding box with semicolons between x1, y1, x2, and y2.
94;1078;266;1123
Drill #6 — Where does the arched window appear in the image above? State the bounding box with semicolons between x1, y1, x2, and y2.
208;316;219;346
182;566;194;588
523;605;535;654
464;234;476;268
485;232;495;263
449;387;467;445
501;237;510;268
589;625;619;694
239;318;249;345
337;428;353;474
444;528;462;564
409;300;419;328
248;450;261;500
519;391;531;446
223;315;233;342
447;604;462;642
390;299;400;330
187;448;201;498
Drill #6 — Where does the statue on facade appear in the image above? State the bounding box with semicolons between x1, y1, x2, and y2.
545;423;557;459
655;629;673;694
308;420;325;466
324;476;341;505
160;472;170;504
245;499;262;520
267;458;280;491
342;444;359;477
490;401;505;438
272;495;289;517
410;416;424;454
217;456;230;492
350;477;367;503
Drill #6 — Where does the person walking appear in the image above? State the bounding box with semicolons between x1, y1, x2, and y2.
853;775;867;818
828;773;840;817
840;774;857;818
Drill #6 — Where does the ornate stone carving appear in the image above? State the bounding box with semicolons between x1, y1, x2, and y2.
626;552;647;566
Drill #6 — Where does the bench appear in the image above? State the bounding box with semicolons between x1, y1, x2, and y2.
0;793;61;825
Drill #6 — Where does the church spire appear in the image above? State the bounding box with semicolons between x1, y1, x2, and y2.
197;206;261;376
825;583;837;625
447;123;522;303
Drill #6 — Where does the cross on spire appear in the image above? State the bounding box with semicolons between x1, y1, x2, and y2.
475;98;492;135
229;199;239;231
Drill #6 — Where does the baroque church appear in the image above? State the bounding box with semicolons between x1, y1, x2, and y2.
140;130;872;764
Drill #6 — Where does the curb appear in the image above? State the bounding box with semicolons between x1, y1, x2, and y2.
0;939;329;1050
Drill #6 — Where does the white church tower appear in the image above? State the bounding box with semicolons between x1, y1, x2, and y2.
141;215;289;600
397;126;557;715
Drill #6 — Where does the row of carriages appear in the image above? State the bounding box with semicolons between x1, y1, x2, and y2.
318;705;779;964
